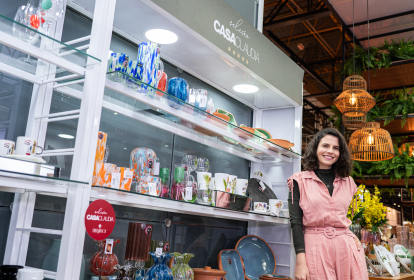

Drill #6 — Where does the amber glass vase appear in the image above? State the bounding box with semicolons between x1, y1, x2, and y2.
89;239;120;276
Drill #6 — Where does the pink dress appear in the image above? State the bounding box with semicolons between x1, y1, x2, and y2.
287;171;368;280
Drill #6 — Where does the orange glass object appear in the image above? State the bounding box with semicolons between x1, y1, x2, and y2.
119;167;133;191
93;163;117;187
89;239;120;276
156;72;167;97
30;14;40;28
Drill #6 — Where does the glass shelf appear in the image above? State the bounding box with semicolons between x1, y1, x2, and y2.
105;71;301;162
91;186;289;224
0;13;100;80
0;169;87;195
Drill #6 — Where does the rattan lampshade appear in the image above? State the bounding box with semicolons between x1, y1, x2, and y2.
342;112;367;130
399;142;414;157
349;122;394;161
334;75;376;117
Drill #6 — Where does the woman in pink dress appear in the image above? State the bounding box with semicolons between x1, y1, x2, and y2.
288;128;367;280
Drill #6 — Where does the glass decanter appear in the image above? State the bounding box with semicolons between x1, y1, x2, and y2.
170;167;185;201
145;252;173;280
160;168;170;198
89;239;120;276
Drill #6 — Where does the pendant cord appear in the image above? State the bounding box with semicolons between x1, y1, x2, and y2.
367;0;370;93
353;0;355;75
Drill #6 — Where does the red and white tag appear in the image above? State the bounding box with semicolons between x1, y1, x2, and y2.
105;239;113;254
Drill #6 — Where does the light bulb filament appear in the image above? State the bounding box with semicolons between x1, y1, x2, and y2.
367;134;374;145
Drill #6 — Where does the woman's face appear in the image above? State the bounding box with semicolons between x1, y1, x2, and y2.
317;135;340;169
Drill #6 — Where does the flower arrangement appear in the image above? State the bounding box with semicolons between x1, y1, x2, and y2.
347;185;389;232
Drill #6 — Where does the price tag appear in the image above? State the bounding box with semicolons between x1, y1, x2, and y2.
154;162;160;176
258;181;266;192
156;247;163;255
105;239;113;254
149;183;157;196
199;96;207;108
189;95;195;104
111;173;121;189
185;187;192;201
124;171;133;179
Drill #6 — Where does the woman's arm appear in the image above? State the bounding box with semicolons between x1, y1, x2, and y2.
288;180;305;254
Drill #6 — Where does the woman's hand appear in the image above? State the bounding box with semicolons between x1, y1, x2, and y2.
295;253;309;280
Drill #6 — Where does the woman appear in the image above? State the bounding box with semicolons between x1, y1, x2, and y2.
288;128;367;280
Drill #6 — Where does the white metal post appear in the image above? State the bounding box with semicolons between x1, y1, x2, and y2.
56;0;116;279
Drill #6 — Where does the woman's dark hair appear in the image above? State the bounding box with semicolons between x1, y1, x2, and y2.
302;128;352;178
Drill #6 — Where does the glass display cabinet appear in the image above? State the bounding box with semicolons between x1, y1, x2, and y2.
0;0;303;279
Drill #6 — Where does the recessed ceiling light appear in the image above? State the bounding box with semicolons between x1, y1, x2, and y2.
114;112;117;115
58;134;74;139
233;84;260;94
145;29;178;44
124;148;127;150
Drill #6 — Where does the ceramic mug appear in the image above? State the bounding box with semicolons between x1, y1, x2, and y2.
15;137;43;157
254;202;269;212
16;268;44;280
227;175;237;193
214;173;229;192
235;179;248;196
196;172;212;190
0;139;15;156
269;199;284;216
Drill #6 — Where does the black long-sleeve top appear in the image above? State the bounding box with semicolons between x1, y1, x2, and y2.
288;169;335;254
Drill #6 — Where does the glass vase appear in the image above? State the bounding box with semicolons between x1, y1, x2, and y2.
171;253;194;280
349;223;361;240
145;252;173;280
89;239;120;276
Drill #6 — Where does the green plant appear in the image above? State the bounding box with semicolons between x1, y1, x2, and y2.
351;142;414;187
381;88;414;127
342;38;414;76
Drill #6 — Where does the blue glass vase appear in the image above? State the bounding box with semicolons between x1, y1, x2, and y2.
145;252;173;280
167;77;188;109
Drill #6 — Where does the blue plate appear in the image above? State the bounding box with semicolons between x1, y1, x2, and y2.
218;249;244;280
236;235;276;280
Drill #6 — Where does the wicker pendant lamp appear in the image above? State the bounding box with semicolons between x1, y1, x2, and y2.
335;0;376;130
349;122;394;161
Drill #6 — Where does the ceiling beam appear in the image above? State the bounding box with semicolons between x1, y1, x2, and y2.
264;8;332;29
347;10;414;28
266;30;333;92
308;57;341;65
346;27;414;43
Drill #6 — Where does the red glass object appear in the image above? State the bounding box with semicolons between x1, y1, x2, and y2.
89;239;120;276
170;183;185;201
125;222;152;262
30;14;40;28
156;72;167;97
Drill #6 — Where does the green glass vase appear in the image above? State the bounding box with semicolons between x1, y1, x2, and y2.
171;253;194;280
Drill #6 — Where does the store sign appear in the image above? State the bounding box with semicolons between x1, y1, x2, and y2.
85;199;116;240
151;0;304;106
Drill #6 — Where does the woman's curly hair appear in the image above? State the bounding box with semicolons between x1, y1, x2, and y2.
302;128;353;178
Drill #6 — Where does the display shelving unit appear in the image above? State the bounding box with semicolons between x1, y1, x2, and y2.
0;0;303;279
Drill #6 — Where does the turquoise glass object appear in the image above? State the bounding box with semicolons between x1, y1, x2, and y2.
236;236;275;280
146;252;173;280
219;250;244;280
167;77;188;109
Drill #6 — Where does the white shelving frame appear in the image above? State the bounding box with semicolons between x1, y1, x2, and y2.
0;0;303;279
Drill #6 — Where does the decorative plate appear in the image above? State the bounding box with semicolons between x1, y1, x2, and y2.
218;249;245;280
236;235;276;280
254;128;272;139
216;108;238;145
374;245;394;276
246;171;277;206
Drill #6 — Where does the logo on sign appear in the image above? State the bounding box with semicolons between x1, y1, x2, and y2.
164;243;169;252
84;200;116;240
4;144;9;148
214;19;259;63
147;159;154;169
145;225;152;236
24;140;31;145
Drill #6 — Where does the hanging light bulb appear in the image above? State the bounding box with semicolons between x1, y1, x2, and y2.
398;192;401;197
367;133;374;145
349;93;357;106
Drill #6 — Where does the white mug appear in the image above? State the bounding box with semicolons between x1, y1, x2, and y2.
254;202;269;212
0;139;15;156
235;179;248;196
227;175;237;193
269;199;284;216
196;172;212;190
15;137;43;157
214;173;228;192
17;268;44;280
